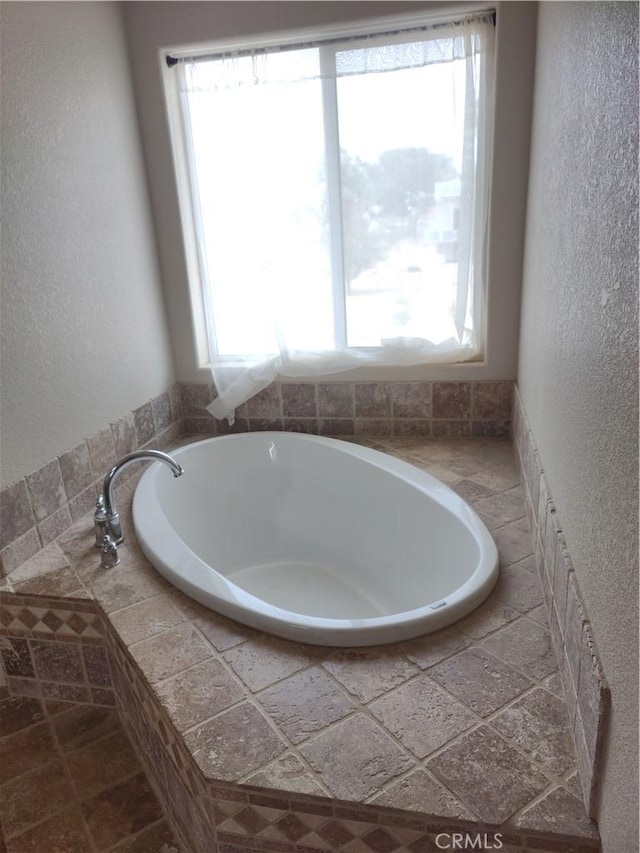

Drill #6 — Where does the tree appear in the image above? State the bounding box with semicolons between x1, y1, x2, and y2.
340;151;387;284
375;148;457;218
338;147;458;284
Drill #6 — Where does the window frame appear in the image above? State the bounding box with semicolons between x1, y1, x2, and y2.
160;7;496;370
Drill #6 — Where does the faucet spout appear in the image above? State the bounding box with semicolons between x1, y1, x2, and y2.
99;449;184;547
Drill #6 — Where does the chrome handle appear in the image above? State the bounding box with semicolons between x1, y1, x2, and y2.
99;534;120;568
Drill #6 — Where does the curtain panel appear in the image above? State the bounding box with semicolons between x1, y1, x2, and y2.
175;16;495;422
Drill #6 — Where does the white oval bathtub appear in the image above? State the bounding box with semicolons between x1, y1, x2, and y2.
132;433;498;646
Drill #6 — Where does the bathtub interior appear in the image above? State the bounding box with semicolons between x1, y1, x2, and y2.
149;435;485;620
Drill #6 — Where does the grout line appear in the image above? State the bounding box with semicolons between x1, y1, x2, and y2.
363;761;484;823
124;618;198;653
503;778;561;827
236;747;335;800
0;796;92;848
39;700;101;853
104;818;172;853
0;717;52;753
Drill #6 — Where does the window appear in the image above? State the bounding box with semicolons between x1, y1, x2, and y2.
165;11;495;420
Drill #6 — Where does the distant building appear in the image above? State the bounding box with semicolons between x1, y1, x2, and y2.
432;177;461;262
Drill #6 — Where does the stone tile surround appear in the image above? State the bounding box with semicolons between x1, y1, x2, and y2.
181;379;513;440
0;432;601;852
0;596;113;707
512;387;611;820
0;692;180;851
0;383;183;578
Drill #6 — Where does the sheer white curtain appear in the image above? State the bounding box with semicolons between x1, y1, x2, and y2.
176;16;495;422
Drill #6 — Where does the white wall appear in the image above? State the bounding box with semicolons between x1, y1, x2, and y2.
1;2;176;488
122;1;537;382
518;3;639;849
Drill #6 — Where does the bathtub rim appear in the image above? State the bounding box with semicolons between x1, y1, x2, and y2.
132;432;499;646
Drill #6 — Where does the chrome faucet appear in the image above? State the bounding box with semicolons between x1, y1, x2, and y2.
94;449;184;566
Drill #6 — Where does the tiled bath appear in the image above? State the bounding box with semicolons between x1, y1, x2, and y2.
0;422;603;852
0;380;509;579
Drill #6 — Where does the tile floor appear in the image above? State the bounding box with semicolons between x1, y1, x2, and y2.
0;691;180;852
0;436;601;851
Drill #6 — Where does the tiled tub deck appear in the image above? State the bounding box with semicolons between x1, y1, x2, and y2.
0;437;600;852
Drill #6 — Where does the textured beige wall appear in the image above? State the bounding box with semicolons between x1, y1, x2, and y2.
518;3;639;849
0;2;175;488
122;1;537;382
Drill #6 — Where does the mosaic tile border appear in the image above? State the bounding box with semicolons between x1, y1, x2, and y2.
181;380;513;440
512;386;611;820
0;594;115;707
0;383;183;577
0;592;104;642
